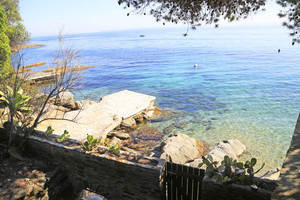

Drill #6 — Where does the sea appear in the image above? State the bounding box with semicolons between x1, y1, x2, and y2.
21;24;300;174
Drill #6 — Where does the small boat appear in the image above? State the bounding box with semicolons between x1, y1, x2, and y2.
139;35;145;37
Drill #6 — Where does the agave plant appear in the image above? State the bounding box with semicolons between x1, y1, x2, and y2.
0;86;32;122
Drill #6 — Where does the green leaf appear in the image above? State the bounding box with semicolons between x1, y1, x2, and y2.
217;174;223;182
6;86;13;96
245;161;251;168
223;176;229;183
236;162;244;169
87;135;93;143
45;126;54;134
207;154;213;162
251;158;257;167
224;155;231;166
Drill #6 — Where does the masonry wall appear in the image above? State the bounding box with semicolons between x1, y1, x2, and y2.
26;136;164;200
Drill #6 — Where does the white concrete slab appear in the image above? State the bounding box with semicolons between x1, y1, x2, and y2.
36;90;155;141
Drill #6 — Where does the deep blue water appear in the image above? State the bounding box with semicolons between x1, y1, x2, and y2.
23;25;300;172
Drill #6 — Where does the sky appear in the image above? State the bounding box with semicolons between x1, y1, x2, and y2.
19;0;284;37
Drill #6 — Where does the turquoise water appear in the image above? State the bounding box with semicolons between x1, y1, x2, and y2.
23;25;300;173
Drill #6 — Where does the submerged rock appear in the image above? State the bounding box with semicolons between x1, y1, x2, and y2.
108;131;130;140
149;107;178;122
129;125;164;153
160;133;209;164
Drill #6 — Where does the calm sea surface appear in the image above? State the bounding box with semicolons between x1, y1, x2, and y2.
23;25;300;173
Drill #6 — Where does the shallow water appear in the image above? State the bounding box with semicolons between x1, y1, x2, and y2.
23;25;300;173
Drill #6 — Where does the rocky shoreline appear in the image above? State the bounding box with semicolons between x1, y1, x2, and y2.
0;89;281;199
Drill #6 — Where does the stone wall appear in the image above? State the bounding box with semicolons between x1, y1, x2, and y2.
25;136;165;200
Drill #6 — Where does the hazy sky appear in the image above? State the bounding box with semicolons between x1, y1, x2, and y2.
19;0;284;37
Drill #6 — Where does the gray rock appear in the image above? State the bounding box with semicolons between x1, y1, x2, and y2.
207;139;246;166
188;139;246;168
74;101;83;110
74;100;96;110
55;90;74;109
108;131;130;140
81;100;96;109
160;133;206;164
143;110;155;120
109;136;121;146
121;117;136;129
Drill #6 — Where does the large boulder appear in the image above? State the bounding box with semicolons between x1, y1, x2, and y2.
160;133;209;164
55;90;74;109
187;139;246;168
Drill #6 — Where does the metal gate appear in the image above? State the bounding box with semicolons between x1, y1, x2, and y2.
162;162;205;200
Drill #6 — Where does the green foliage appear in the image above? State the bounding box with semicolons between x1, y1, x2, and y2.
45;126;54;135
56;130;70;143
0;86;32;121
199;155;265;187
0;5;11;77
118;0;265;33
81;134;101;151
277;0;300;45
109;144;121;156
0;0;30;49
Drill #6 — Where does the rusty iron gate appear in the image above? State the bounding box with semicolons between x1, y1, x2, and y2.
162;162;205;200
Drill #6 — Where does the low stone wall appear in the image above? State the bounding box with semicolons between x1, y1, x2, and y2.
25;136;165;200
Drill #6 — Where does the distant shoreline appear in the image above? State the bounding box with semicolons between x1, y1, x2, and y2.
11;44;46;52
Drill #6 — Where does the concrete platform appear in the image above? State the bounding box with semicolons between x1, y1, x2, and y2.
36;90;155;141
19;72;57;82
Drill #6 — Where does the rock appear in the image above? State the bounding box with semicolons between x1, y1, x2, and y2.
206;139;246;166
82;100;96;109
160;133;209;164
134;114;144;123
11;185;34;199
143;110;155;120
74;101;82;110
121;117;137;129
224;139;246;158
33;185;45;197
187;158;203;168
74;100;96;110
108;131;130;140
149;108;177;122
55;90;74;109
109;136;121;146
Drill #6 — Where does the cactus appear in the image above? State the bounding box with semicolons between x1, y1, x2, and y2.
199;155;264;186
81;134;101;151
45;126;54;135
56;130;70;142
109;144;121;156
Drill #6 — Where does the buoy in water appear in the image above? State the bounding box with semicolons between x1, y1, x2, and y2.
194;64;198;68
